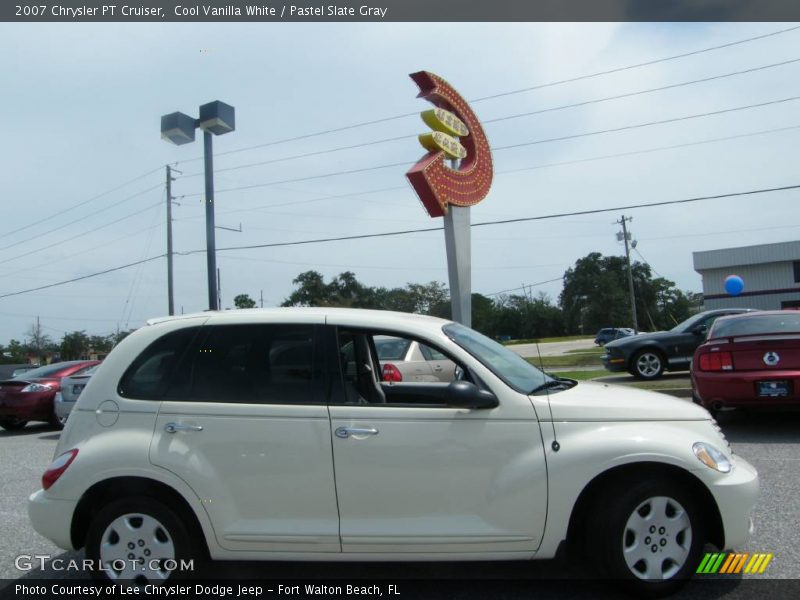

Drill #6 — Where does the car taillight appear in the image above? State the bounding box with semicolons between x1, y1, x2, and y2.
42;449;78;491
382;363;403;382
698;351;734;372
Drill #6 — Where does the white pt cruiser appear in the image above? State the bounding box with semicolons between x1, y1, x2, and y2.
29;308;758;595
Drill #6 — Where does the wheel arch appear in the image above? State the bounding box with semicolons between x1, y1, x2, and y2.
565;462;724;554
70;476;209;557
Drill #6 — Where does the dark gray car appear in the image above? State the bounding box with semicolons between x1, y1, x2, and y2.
602;309;756;379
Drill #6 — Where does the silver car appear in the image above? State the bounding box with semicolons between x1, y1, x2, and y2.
54;364;99;426
375;335;456;382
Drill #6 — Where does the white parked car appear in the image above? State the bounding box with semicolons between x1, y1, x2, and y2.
29;308;758;594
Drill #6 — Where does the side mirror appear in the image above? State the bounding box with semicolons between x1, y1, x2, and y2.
693;324;708;336
445;381;498;409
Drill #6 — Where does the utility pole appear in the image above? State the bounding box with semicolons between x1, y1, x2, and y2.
260;290;264;308
217;267;221;310
617;215;639;333
165;166;176;316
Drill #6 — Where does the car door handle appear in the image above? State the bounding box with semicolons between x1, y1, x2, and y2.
433;365;443;372
164;422;203;433
335;426;379;439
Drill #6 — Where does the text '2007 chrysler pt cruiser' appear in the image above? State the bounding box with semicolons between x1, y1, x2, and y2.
29;308;758;595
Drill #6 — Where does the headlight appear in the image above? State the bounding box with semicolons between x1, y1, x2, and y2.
693;441;732;473
20;383;53;393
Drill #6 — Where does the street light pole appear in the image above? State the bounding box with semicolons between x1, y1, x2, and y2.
165;165;175;316
161;101;235;312
203;131;218;310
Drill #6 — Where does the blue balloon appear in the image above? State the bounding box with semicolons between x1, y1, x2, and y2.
724;275;744;296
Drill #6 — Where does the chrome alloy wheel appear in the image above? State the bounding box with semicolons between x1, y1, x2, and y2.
99;513;175;581
635;352;662;378
622;496;692;580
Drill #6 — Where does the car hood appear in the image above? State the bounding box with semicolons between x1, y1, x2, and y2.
539;381;709;422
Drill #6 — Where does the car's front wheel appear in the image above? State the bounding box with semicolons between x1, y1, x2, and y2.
631;350;665;380
590;479;703;596
85;497;196;583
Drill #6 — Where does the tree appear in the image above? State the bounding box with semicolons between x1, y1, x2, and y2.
60;331;90;360
234;294;257;309
3;339;27;363
25;321;53;363
559;253;697;334
282;271;330;307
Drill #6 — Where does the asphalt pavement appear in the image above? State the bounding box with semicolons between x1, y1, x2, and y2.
2;408;799;598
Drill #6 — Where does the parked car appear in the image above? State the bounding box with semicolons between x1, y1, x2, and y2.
692;310;800;413
594;327;635;346
375;334;457;382
54;364;100;427
0;360;100;431
602;309;757;380
29;308;757;595
11;365;40;378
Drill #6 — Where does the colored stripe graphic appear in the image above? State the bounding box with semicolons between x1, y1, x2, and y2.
698;552;773;575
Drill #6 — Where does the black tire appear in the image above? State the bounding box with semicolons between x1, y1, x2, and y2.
0;419;28;431
85;496;197;583
50;412;66;430
589;478;703;597
630;349;665;380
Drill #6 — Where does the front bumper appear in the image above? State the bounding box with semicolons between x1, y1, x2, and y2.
28;489;78;550
601;353;627;373
705;454;759;549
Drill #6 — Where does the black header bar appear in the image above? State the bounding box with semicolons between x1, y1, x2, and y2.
4;1;800;23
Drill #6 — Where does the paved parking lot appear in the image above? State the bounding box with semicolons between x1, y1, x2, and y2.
2;406;799;598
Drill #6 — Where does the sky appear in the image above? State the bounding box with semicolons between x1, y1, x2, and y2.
1;21;799;344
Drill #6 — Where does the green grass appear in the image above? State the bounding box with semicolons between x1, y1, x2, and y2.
503;335;593;345
525;354;604;368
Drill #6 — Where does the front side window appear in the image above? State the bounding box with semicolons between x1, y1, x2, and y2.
187;324;318;405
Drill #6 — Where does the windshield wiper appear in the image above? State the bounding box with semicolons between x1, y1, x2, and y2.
530;378;573;394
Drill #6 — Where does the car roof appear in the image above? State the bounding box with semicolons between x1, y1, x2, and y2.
713;309;794;323
148;307;452;331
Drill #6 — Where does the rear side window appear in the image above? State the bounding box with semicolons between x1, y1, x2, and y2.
711;314;800;339
186;324;319;405
118;327;200;400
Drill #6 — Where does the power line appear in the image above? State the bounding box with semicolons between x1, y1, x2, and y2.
174;25;800;165
0;198;163;267
178;56;800;180
178;183;800;253
493;95;800;152
471;25;800;102
484;277;566;297
0;167;163;241
181;95;800;198
2;182;798;299
0;182;164;253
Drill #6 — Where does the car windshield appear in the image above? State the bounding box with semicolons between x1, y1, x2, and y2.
710;314;800;338
443;323;554;394
670;312;707;333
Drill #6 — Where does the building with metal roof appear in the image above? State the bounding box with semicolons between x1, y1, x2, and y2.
693;240;800;310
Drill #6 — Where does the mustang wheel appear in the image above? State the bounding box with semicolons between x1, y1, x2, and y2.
631;350;665;380
591;479;702;596
86;497;195;583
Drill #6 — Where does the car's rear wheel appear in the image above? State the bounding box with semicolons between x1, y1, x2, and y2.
0;419;28;431
590;479;702;596
631;350;665;380
85;496;196;583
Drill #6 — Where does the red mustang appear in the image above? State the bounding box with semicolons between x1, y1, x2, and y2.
0;360;99;431
692;310;800;413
